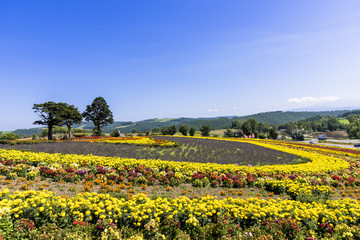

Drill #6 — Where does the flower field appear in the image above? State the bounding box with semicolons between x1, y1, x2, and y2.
1;136;360;239
9;136;177;147
2;136;304;165
84;136;177;147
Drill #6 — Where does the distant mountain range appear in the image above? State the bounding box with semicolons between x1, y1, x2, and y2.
8;109;358;136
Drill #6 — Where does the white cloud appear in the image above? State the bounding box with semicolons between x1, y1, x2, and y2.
232;107;237;110
288;96;340;104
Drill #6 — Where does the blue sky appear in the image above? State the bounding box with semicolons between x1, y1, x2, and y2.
1;1;360;131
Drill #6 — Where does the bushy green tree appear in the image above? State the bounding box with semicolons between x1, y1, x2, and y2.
223;128;234;137
83;97;114;136
160;125;177;135
58;103;82;139
179;125;189;136
348;114;358;124
151;128;160;133
160;126;167;135
200;125;211;136
110;129;121;137
0;133;20;140
33;102;66;140
267;128;278;140
189;127;196;136
242;118;258;136
347;115;360;139
327;117;341;131
167;125;177;135
285;122;297;135
230;120;243;129
291;132;304;141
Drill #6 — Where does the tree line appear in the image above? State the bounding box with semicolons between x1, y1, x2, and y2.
133;125;210;137
225;118;278;140
33;97;113;140
277;111;360;139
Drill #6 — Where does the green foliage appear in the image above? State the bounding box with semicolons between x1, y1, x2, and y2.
33;101;67;140
161;125;177;135
259;133;266;139
339;110;360;118
110;129;121;137
348;114;359;124
33;102;82;140
12;128;42;136
23;110;350;134
0;214;12;236
267;128;278;140
92;127;104;136
151;127;160;133
0;133;20;140
285;122;297;135
0;139;11;144
32;134;38;140
346;115;360;139
167;125;176;135
200;125;211;136
189;127;196;136
179;125;189;136
291;132;305;141
223;128;234;137
242;118;258;136
40;126;90;137
83;97;114;136
231;120;243;129
59;103;82;139
326;116;341;131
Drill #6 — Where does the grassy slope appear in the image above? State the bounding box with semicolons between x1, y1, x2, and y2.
8;110;352;135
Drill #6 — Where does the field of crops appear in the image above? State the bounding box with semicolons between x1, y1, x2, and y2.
1;136;304;165
1;136;360;239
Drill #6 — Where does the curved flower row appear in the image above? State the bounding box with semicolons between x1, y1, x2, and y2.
86;136;176;147
250;139;360;157
0;139;350;175
1;189;360;230
263;179;333;200
10;136;177;147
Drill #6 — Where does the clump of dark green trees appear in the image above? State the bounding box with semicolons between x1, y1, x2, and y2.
33;97;113;140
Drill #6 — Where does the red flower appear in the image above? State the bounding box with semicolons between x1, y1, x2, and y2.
74;220;79;225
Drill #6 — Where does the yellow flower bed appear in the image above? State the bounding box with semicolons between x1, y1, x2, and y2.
0;136;350;175
243;138;360;157
264;179;333;197
1;189;359;227
86;136;176;146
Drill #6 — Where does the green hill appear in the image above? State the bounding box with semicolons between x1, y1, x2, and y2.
7;110;353;136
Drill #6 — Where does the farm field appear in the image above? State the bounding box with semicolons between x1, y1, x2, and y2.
0;136;305;166
1;136;360;239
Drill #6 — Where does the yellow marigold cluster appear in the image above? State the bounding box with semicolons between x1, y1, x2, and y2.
0;138;350;175
87;136;176;146
1;189;360;227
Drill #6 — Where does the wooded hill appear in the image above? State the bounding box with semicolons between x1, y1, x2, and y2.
9;110;354;136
